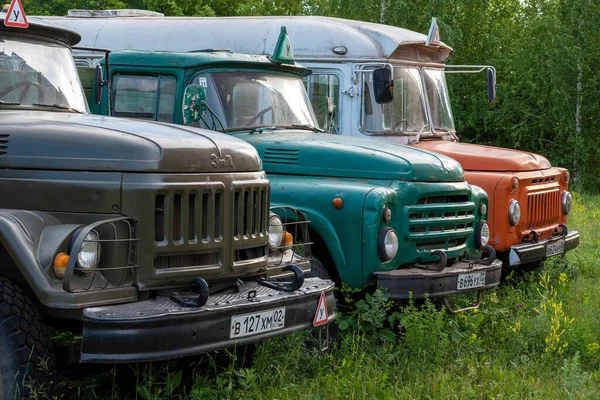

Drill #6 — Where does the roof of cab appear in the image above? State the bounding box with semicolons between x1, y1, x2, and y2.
108;49;309;75
41;15;452;60
0;13;80;46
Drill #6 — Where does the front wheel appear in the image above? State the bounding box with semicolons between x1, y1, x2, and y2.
0;277;54;399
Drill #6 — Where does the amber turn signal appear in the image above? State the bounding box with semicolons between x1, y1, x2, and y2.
53;252;69;279
333;197;344;209
284;232;293;247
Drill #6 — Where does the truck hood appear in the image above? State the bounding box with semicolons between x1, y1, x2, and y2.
414;141;552;172
0;111;262;172
237;131;464;182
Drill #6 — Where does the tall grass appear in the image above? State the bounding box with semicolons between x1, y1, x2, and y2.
57;193;600;399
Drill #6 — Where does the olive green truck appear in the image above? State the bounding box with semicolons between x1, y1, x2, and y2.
0;15;336;398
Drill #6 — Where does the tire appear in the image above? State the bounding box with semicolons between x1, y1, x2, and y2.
306;259;332;280
0;277;54;399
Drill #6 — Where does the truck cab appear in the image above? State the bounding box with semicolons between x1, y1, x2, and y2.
0;14;334;398
44;13;579;271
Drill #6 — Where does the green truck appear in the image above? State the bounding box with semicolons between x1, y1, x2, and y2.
81;28;502;309
0;16;335;398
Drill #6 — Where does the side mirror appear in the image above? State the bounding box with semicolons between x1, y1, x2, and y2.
94;65;103;105
373;68;394;104
182;84;207;125
487;68;496;104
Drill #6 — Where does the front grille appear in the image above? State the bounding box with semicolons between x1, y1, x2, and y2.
154;185;224;245
526;189;561;230
155;253;220;269
233;184;269;239
406;196;475;251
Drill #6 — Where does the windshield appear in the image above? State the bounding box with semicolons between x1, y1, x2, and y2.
190;71;318;131
423;68;455;132
361;67;427;135
0;35;88;113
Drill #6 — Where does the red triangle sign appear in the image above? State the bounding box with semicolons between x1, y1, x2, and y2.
313;291;329;327
4;0;29;28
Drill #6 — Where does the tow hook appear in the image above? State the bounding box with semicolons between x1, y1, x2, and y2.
522;230;539;244
259;264;304;292
170;277;210;307
414;250;448;271
477;245;496;265
556;224;568;237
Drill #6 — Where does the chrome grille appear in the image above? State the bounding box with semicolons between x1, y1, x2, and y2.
406;196;475;250
526;189;561;230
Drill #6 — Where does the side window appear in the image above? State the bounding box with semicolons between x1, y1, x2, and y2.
304;74;339;132
112;75;176;122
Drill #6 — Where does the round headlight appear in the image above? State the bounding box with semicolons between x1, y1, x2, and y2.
480;203;487;216
508;200;521;226
475;221;490;249
562;191;573;215
268;215;284;249
77;230;101;272
378;227;398;261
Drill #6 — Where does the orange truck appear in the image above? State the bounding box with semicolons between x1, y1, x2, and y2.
44;12;580;270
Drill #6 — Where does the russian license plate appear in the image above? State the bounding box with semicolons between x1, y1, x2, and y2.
546;239;565;257
230;308;285;339
457;272;486;291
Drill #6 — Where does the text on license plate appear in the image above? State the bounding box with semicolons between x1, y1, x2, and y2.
457;272;486;291
546;240;565;257
230;307;285;339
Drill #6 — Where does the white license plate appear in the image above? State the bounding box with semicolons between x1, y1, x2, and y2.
457;272;486;291
230;307;285;339
546;239;565;257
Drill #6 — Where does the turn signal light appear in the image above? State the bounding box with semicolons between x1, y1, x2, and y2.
333;197;344;209
53;252;69;279
283;232;293;247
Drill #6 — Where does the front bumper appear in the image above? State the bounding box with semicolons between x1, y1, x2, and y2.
507;231;579;266
80;277;335;363
375;259;503;300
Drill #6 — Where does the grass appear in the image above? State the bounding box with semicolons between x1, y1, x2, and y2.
52;193;600;399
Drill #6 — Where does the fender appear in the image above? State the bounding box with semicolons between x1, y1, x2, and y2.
0;210;79;307
268;175;387;288
0;210;137;309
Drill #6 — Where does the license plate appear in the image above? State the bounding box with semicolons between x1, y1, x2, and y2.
546;239;565;257
457;272;486;291
230;307;285;339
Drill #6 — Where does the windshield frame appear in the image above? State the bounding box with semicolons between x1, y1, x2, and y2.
187;69;319;133
358;62;458;138
0;32;89;113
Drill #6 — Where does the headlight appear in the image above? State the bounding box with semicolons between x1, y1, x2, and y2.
508;200;521;226
378;227;398;261
562;191;573;215
475;221;490;249
77;230;101;272
268;215;284;249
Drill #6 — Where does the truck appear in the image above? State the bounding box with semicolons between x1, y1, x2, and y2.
45;12;579;272
0;14;335;398
58;15;503;314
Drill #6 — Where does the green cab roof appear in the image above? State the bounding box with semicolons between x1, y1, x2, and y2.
107;50;311;76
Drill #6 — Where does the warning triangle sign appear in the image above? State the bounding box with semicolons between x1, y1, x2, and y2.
313;291;329;327
4;0;29;29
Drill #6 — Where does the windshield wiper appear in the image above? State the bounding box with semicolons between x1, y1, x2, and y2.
0;101;20;106
33;103;81;113
287;124;325;133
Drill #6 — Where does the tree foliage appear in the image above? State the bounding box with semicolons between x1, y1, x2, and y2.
15;0;600;190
